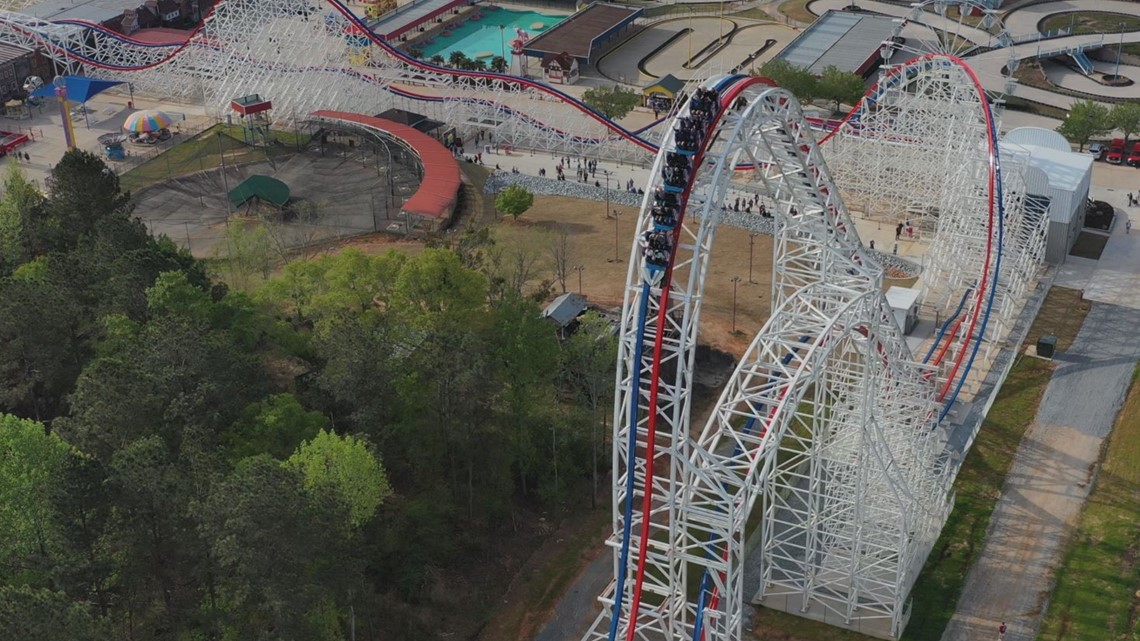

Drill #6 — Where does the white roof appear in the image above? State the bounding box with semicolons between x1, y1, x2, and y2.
26;0;139;22
885;286;921;311
1000;141;1092;194
1003;127;1071;152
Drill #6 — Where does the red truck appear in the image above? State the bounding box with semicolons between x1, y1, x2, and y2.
1128;142;1140;168
1107;138;1126;164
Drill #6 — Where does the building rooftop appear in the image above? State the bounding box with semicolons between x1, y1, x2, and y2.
25;0;142;23
776;10;895;75
523;3;640;61
1002;141;1093;195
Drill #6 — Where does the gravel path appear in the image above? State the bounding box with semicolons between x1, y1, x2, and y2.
533;549;611;641
941;302;1140;641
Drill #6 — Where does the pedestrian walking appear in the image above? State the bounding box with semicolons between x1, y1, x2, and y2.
998;621;1007;641
1127;218;1132;234
895;222;903;241
869;239;875;250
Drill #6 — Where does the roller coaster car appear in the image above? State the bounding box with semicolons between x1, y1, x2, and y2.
666;152;691;169
651;206;678;230
654;189;678;207
662;166;689;191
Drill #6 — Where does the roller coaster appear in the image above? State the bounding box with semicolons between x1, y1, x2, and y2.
0;1;1048;639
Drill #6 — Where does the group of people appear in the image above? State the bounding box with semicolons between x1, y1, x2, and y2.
674;88;720;153
640;229;674;267
662;152;691;190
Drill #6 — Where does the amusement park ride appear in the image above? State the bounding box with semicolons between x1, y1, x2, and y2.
0;0;1047;639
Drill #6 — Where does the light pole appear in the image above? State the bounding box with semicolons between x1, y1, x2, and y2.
609;209;623;263
499;25;506;63
731;276;742;333
1115;23;1125;79
748;232;759;283
573;264;585;292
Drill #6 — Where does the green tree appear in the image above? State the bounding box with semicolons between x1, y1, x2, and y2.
491;295;559;497
429;54;445;65
490;55;508;73
560;312;617;507
0;585;111;641
582;84;641;120
0;415;71;576
1110;101;1140;145
757;58;818;103
816;65;866;113
394;248;487;319
495;184;534;221
224;393;326;461
44;149;132;252
0;164;45;267
0;273;88;420
286;430;392;527
216;218;272;290
448;50;470;68
199;455;358;640
1057;99;1111;151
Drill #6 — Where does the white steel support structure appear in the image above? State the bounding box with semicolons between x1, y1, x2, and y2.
586;54;1045;641
0;0;661;161
824;54;1046;401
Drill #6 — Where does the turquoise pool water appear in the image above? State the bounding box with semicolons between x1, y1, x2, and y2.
419;8;566;60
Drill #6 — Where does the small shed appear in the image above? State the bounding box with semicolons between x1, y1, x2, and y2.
542;52;579;85
228;175;291;210
642;74;684;111
542;292;588;335
885;286;921;335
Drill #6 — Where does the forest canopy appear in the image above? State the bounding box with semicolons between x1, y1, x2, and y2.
0;150;616;641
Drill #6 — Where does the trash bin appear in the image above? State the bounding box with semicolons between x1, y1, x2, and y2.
1037;333;1057;359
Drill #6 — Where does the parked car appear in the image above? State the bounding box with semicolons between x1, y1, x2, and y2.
1128;142;1140;167
1088;142;1105;160
1107;138;1126;164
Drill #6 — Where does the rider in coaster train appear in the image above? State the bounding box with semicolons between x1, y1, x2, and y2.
641;230;673;267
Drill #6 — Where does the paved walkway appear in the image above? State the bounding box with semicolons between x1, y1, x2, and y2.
940;301;1140;641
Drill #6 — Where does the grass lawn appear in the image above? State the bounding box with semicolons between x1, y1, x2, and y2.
120;125;312;194
1038;364;1140;640
731;7;776;21
752;288;1087;641
1039;12;1140;57
777;0;815;25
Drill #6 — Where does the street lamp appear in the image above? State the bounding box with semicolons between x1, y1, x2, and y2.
748;232;759;283
609;209;623;263
731;276;742;333
499;25;506;64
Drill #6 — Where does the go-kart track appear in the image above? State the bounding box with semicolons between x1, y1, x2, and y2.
0;1;1051;639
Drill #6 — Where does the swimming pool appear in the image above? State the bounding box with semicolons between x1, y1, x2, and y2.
419;8;566;61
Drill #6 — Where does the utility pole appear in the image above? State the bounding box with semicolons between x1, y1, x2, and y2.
573;264;585;293
217;130;231;215
609;209;623;263
748;232;759;283
731;276;742;333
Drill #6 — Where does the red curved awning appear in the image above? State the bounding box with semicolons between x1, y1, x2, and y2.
310;110;460;221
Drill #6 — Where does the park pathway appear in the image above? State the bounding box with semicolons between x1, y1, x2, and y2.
940;301;1140;641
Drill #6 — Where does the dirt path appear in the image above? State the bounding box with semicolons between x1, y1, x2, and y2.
941;302;1140;641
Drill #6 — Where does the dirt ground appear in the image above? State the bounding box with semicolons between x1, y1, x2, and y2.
343;193;777;357
133;149;421;259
